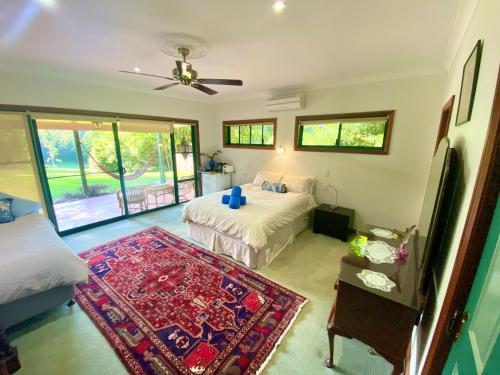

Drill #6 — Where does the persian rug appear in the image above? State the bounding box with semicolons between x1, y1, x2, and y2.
75;227;306;375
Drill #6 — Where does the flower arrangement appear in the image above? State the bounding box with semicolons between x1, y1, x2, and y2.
201;150;221;170
349;235;367;257
394;243;409;266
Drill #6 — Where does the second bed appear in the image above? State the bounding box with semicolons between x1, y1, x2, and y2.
182;181;317;268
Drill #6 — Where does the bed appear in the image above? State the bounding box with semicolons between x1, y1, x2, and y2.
182;173;317;268
0;213;89;328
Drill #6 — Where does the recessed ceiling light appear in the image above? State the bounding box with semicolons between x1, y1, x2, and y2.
133;67;141;73
35;0;57;9
273;0;286;13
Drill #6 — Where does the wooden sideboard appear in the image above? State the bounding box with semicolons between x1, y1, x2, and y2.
326;225;421;375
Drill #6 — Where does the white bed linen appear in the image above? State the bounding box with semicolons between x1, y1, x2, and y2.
182;183;317;249
0;213;88;305
188;212;310;268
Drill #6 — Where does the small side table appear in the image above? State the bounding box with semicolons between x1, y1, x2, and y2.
313;205;355;242
146;183;175;208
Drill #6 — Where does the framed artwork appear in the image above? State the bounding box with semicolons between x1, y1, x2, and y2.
456;39;483;125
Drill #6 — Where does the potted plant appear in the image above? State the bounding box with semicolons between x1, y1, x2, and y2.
201;150;221;171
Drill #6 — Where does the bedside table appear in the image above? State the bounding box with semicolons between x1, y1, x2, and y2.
201;172;232;195
313;205;355;241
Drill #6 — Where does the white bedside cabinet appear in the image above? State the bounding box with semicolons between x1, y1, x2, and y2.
201;172;232;195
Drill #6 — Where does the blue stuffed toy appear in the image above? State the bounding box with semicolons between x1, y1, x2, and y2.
221;186;246;209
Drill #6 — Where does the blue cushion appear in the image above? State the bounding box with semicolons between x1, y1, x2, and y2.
262;180;273;191
0;193;41;218
0;197;15;223
229;195;241;209
272;182;288;193
221;194;230;204
240;196;247;206
231;186;242;197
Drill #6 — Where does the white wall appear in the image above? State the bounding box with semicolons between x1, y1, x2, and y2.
0;71;219;151
418;0;500;372
211;75;446;229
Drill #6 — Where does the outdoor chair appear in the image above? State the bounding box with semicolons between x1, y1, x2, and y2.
116;185;148;214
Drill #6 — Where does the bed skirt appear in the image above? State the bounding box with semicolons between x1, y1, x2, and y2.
0;285;74;328
187;211;311;269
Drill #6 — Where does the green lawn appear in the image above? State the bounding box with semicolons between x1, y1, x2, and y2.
45;164;193;202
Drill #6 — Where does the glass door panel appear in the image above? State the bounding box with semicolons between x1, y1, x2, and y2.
35;120;124;232
118;121;175;213
173;123;197;203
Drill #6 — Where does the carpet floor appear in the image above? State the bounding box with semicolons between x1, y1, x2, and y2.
9;205;393;375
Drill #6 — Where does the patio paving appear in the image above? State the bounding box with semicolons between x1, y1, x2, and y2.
54;186;194;231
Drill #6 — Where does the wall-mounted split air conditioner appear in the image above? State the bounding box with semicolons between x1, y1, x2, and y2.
265;94;305;112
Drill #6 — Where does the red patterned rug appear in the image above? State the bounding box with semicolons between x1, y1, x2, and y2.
75;227;306;374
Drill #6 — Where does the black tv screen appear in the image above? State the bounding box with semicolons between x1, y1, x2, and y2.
416;137;458;293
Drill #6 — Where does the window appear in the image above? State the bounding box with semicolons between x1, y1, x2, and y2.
295;111;394;154
223;118;276;149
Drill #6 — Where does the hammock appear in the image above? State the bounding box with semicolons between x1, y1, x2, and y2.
78;141;157;180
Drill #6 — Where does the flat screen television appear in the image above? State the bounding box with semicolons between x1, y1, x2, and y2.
416;137;459;294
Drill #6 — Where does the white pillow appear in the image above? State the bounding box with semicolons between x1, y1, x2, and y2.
281;175;315;194
253;171;285;186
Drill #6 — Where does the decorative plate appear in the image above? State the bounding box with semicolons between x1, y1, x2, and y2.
370;228;394;239
365;240;396;264
356;270;396;292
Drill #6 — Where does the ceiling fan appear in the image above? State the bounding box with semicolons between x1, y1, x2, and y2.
119;47;243;95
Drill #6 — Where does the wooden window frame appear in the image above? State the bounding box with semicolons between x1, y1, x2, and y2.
222;118;277;150
294;110;395;155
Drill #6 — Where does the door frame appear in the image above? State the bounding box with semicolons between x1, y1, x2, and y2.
172;123;201;204
422;67;500;374
434;95;455;154
0;104;201;235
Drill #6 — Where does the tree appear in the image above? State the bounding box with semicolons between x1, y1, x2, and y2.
82;131;166;174
38;130;73;167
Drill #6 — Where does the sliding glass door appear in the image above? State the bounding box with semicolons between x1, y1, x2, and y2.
34;119;123;232
31;115;199;234
118;120;175;214
174;123;198;203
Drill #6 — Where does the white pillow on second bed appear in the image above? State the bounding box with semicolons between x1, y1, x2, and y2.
281;175;315;194
253;171;285;186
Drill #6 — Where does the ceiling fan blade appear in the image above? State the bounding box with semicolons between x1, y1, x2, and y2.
119;70;175;81
154;82;179;90
197;78;243;86
191;83;218;95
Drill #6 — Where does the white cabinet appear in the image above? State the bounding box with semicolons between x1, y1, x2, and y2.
201;172;232;195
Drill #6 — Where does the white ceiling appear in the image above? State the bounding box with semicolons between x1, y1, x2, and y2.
0;0;461;103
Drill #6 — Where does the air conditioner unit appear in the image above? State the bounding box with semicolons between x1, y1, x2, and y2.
265;94;305;112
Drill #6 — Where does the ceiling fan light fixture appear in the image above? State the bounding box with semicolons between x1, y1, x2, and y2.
120;41;242;95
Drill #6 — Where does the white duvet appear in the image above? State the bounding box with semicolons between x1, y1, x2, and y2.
0;213;88;305
182;184;317;249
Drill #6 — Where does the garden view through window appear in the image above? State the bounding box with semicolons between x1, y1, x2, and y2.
223;118;276;149
295;111;394;154
33;115;198;233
